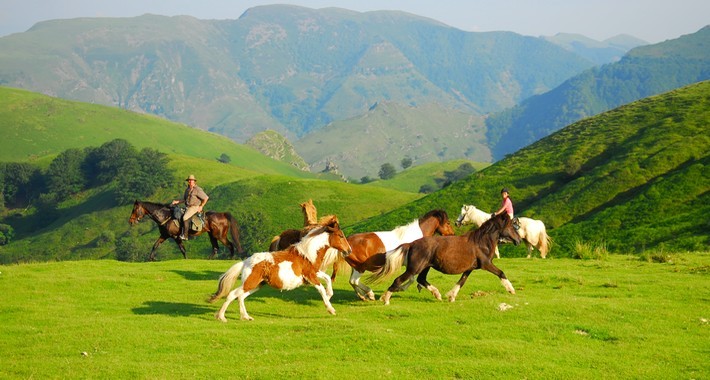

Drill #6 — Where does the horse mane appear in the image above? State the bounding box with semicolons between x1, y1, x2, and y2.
420;209;449;225
468;213;506;243
317;214;338;226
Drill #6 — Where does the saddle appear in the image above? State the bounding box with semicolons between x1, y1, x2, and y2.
170;206;205;232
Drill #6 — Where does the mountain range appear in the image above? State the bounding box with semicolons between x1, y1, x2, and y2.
0;6;707;179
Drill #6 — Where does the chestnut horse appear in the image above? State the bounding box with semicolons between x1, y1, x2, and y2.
268;199;319;251
333;209;455;301
209;217;352;321
455;204;551;258
129;200;244;261
369;213;521;305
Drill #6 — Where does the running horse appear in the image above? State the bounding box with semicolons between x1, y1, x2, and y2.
128;200;244;261
369;213;521;305
455;204;551;258
209;216;351;321
332;209;455;301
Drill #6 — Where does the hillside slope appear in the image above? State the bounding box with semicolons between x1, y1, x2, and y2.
488;26;710;159
0;86;313;179
352;81;710;255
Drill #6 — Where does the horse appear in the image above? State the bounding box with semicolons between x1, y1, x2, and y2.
332;209;455;301
128;200;244;261
455;204;551;258
268;199;319;251
369;213;521;305
208;217;352;321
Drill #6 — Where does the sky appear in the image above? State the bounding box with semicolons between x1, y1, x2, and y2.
0;0;708;43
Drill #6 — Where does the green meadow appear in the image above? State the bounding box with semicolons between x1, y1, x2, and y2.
1;254;707;379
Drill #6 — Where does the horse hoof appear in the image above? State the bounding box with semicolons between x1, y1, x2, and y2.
216;314;227;323
328;308;336;315
367;291;376;301
241;315;254;321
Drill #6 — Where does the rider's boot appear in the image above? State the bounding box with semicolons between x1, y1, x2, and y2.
180;219;190;240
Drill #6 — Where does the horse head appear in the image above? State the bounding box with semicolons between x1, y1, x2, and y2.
129;200;145;225
496;214;521;246
324;217;352;256
455;204;474;226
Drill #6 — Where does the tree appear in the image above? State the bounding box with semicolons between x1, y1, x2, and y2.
45;148;87;200
0;162;44;208
217;153;231;164
114;148;174;205
378;163;396;180
401;156;413;169
84;139;138;186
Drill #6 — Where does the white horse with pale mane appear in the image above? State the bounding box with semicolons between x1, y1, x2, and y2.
455;204;551;258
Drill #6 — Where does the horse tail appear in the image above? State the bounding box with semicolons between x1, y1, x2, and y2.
268;235;281;251
225;212;245;256
367;243;410;284
537;224;552;258
208;261;244;303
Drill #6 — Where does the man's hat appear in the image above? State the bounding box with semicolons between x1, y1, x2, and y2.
185;174;197;181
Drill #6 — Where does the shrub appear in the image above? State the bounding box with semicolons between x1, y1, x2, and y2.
572;240;609;260
115;236;143;262
95;230;115;248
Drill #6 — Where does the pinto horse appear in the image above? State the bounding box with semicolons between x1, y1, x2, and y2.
209;217;352;321
128;200;244;261
369;213;521;305
455;204;551;258
332;209;455;301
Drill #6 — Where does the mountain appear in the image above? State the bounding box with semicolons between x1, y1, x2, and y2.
351;81;710;255
488;26;710;159
542;33;647;65
295;101;488;178
0;6;594;174
246;130;310;171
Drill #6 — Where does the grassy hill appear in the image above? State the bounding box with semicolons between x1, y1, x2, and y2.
0;87;426;263
351;81;710;255
0;86;312;179
364;159;490;194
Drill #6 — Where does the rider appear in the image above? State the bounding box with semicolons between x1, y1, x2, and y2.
171;174;209;240
493;187;517;228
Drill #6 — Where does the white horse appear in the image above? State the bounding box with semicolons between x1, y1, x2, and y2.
455;204;551;258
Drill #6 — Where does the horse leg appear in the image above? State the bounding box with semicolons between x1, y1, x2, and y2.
304;272;336;315
481;260;515;294
149;237;167;261
526;241;533;259
175;239;187;259
495;246;500;259
415;268;441;301
316;271;334;299
446;270;473;302
349;270;375;301
381;271;417;305
208;235;220;259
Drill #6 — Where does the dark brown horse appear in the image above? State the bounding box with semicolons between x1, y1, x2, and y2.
334;209;455;301
368;213;521;305
128;200;244;261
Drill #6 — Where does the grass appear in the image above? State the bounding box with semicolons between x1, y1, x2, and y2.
1;253;708;378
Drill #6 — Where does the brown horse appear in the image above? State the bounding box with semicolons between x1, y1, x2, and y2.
128;200;244;261
368;213;521;305
209;217;352;321
333;209;455;301
268;199;319;251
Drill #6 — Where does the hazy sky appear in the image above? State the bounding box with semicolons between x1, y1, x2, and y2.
1;0;708;43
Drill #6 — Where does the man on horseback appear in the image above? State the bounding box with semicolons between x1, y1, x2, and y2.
171;174;209;240
493;187;519;229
